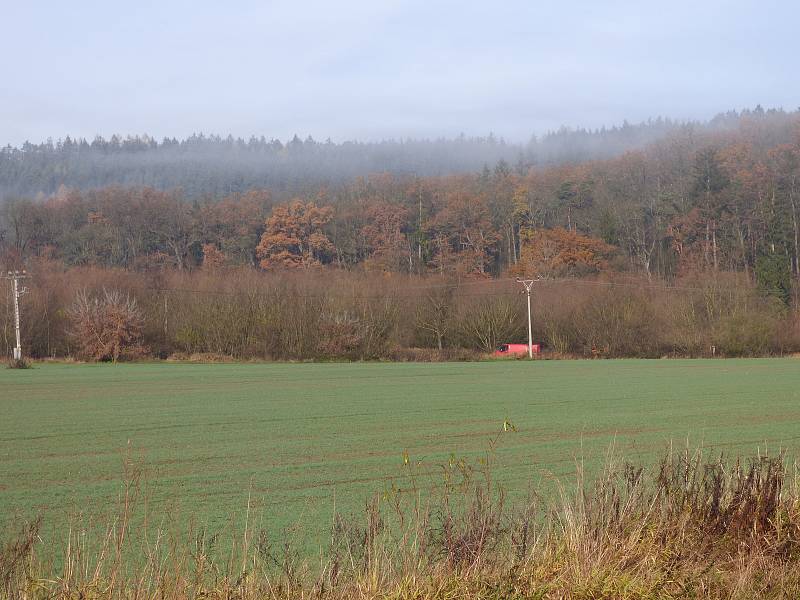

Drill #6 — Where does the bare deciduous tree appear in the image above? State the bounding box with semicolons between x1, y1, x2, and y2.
458;298;520;353
415;286;455;350
67;288;147;362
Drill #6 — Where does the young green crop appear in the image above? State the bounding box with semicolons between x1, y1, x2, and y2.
1;359;799;552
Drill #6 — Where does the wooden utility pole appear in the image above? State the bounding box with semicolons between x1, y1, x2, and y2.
3;271;29;360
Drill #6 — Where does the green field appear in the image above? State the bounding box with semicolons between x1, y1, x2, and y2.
2;359;800;546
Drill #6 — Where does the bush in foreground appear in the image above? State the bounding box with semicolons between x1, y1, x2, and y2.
2;449;800;598
5;357;31;369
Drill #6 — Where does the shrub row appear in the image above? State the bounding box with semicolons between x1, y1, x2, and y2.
1;261;798;360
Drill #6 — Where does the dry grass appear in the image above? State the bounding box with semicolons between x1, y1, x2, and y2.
3;447;800;599
5;358;31;369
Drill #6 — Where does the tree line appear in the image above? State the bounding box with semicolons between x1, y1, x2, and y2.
0;107;799;360
1;266;796;361
0;109;776;200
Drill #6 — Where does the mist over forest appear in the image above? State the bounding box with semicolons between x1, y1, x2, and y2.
2;104;800;359
7;3;800;597
0;108;777;200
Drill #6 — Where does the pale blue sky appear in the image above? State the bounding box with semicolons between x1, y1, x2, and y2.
1;0;797;146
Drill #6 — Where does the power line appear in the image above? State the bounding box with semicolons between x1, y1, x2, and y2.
37;283;511;301
34;276;727;302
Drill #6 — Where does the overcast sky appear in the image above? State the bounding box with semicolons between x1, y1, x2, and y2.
1;0;797;146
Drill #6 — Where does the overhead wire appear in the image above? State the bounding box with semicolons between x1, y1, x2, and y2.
33;274;722;301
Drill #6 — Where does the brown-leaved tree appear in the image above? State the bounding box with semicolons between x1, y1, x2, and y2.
256;200;334;268
515;227;615;278
67;288;147;362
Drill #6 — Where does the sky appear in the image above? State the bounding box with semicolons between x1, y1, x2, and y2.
0;0;798;146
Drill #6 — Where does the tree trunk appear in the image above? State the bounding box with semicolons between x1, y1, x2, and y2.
790;177;799;276
507;227;512;266
712;225;718;271
511;226;518;264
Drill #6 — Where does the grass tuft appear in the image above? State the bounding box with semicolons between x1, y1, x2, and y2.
3;448;800;598
5;357;31;369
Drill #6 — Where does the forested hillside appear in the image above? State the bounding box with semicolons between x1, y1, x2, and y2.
0;110;766;200
1;106;799;360
3;107;798;281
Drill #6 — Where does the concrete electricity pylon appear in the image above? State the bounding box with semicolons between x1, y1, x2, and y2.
516;277;539;358
3;271;29;360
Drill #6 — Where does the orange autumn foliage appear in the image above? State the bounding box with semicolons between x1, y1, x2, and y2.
201;244;226;270
514;227;615;278
256;200;334;269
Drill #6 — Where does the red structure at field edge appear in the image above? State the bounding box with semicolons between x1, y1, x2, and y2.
494;343;541;356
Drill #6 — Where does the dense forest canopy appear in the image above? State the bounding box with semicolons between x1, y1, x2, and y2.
2;107;798;282
1;106;799;360
0;108;783;200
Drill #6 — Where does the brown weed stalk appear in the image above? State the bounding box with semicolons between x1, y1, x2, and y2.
3;448;800;599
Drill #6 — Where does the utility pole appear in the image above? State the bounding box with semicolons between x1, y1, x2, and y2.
516;277;537;358
4;271;29;361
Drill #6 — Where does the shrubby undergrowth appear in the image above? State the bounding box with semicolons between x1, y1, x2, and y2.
1;261;798;361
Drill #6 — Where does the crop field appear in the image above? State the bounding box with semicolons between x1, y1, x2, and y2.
2;359;800;549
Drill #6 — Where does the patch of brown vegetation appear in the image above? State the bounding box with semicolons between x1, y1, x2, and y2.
3;448;800;599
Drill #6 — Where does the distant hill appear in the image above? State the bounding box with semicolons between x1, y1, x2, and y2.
2;108;784;200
